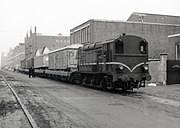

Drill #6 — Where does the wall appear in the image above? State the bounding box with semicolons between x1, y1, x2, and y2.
148;54;168;85
25;33;70;60
3;43;25;68
168;35;180;60
149;60;161;83
70;19;180;59
92;20;180;59
70;20;91;45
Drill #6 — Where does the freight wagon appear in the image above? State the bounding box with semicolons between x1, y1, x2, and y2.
35;44;83;79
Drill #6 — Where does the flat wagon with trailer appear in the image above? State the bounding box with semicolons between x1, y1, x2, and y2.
34;53;49;76
40;44;83;80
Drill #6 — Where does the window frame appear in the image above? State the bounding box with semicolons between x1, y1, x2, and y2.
114;40;124;54
176;43;180;60
139;40;147;54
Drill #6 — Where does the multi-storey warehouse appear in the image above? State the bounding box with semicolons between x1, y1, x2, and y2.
70;13;180;59
24;27;70;68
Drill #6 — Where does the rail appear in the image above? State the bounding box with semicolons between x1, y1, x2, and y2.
0;73;38;128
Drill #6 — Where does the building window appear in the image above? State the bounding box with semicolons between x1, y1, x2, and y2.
72;26;90;44
176;43;180;60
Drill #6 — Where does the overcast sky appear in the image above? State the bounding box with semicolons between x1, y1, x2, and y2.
0;0;180;56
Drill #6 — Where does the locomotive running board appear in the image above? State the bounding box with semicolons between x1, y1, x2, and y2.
79;62;146;72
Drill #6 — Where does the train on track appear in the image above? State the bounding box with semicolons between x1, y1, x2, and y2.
19;34;151;91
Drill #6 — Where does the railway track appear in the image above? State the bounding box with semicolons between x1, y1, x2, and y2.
0;71;38;128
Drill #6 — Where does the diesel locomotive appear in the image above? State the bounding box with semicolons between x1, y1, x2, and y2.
70;34;151;90
20;34;151;91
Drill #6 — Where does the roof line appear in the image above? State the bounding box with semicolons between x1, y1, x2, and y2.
92;19;180;26
132;12;180;18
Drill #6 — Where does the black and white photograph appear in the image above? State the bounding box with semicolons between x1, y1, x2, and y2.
0;0;180;127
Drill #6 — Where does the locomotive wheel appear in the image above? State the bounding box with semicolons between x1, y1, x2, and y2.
100;77;108;91
69;72;76;83
128;80;134;90
92;76;101;87
82;76;88;86
69;72;83;84
121;82;127;91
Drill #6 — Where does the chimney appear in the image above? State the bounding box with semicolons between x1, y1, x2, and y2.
26;31;28;38
30;26;32;36
34;26;37;34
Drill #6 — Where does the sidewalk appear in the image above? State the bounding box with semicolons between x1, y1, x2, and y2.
139;84;180;101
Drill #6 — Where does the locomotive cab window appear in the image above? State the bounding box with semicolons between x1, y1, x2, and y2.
139;41;147;54
115;40;124;54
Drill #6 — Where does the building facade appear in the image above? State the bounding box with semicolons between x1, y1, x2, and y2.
168;34;180;60
25;27;70;68
70;13;180;59
1;43;25;69
1;52;8;68
70;12;180;84
128;12;180;60
25;27;70;60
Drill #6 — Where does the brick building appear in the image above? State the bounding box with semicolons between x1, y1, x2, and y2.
168;34;180;60
70;12;180;59
25;27;70;68
25;27;70;60
1;52;8;68
1;43;25;69
128;12;180;60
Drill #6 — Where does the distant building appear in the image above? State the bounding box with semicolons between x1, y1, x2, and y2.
1;52;8;68
1;43;25;69
24;27;70;68
70;12;180;59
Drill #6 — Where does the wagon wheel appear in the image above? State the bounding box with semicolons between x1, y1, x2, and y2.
82;76;87;86
70;72;83;84
69;72;76;83
121;81;127;92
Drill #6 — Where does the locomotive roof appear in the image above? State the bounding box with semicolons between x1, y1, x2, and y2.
100;35;146;44
81;35;147;51
81;37;116;51
49;44;83;54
